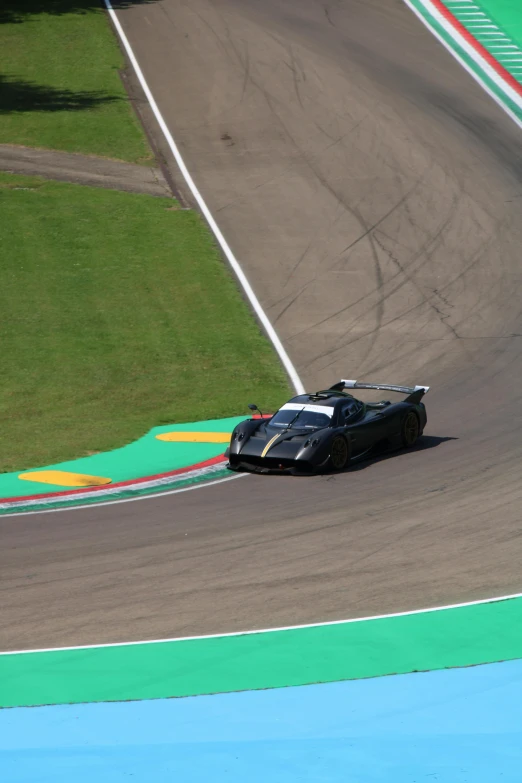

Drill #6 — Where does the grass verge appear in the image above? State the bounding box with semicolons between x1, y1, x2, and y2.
0;172;290;472
0;2;152;163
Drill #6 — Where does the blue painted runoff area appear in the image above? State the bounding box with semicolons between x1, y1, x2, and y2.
1;659;521;782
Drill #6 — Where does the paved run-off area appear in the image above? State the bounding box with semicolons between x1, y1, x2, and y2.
2;596;522;707
2;598;522;781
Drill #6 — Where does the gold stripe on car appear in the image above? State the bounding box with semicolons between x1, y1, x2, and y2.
261;434;281;458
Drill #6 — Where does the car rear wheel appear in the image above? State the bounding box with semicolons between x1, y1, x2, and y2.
327;436;350;471
401;411;420;447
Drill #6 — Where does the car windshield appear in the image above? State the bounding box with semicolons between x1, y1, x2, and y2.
269;407;331;430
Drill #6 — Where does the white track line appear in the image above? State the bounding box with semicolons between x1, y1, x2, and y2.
3;591;522;655
402;0;522;131
104;1;304;396
0;473;247;519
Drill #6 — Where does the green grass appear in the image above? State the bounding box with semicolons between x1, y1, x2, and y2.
0;172;290;472
0;4;152;163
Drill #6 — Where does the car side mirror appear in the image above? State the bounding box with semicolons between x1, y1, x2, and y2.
248;403;263;417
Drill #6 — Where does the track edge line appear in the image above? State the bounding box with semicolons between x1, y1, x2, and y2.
2;591;522;655
103;0;305;395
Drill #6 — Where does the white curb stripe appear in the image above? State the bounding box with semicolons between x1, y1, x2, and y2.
0;472;247;519
0;462;228;511
103;1;304;395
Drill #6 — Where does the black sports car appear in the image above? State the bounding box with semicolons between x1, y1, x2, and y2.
226;379;429;474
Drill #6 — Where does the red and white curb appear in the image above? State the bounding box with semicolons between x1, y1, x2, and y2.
443;0;522;79
0;419;273;514
405;0;522;128
0;456;229;513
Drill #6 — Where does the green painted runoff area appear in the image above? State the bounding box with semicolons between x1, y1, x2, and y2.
1;597;521;708
476;0;522;48
0;416;245;499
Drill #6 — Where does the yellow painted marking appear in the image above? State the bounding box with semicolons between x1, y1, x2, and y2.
261;433;280;458
19;471;112;488
156;431;231;444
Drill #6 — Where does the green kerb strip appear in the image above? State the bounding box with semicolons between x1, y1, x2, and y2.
2;597;521;708
0;466;232;516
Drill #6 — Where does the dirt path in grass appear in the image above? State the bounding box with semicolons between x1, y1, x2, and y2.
0;144;171;197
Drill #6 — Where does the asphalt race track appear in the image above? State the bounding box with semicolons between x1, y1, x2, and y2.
2;0;522;651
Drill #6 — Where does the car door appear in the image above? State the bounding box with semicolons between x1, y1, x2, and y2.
342;400;388;455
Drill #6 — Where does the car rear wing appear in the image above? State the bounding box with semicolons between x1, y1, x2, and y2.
331;379;430;403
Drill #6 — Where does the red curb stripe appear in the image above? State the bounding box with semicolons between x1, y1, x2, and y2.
429;0;522;98
1;455;227;505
